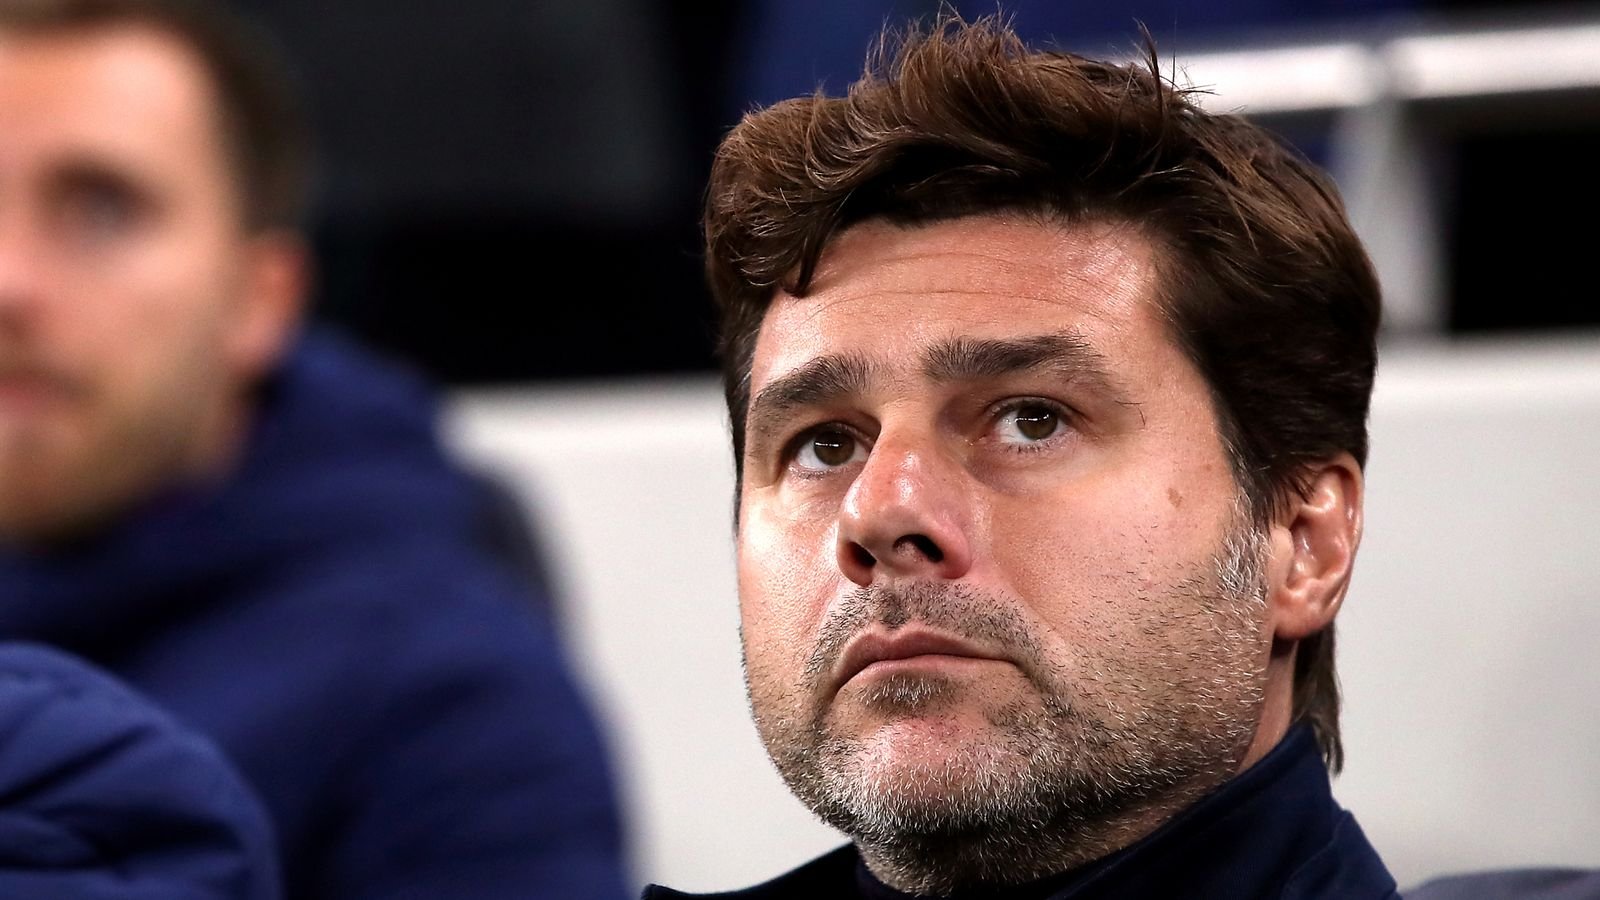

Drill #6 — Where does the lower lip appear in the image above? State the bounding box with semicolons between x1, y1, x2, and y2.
850;654;998;683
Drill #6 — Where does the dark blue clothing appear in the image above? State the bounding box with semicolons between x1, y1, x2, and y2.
0;331;630;900
644;725;1395;899
0;642;279;899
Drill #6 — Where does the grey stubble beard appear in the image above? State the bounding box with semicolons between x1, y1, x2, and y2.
743;522;1272;895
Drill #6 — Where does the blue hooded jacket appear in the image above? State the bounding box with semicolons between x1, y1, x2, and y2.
0;330;631;899
0;642;279;899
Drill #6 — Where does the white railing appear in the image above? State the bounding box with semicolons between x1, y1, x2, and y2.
1162;15;1600;334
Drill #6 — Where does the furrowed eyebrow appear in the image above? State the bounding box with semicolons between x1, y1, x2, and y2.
745;353;877;451
921;331;1132;403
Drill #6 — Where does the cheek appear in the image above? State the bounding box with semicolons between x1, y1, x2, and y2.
62;246;230;371
986;478;1231;637
736;500;839;666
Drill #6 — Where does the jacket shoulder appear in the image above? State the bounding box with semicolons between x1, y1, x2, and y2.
0;642;280;899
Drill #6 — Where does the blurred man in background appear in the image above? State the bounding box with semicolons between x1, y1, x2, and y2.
648;15;1393;899
0;1;629;897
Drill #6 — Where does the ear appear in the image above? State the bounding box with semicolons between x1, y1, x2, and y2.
1263;453;1365;641
226;229;308;381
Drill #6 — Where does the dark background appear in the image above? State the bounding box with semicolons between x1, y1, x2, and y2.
232;0;1600;386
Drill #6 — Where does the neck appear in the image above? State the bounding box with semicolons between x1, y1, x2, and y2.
183;386;253;486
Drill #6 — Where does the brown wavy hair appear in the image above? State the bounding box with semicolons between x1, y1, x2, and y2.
703;15;1380;772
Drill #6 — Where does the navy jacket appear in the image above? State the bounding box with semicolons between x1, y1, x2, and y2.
0;642;279;899
0;331;630;900
644;725;1395;900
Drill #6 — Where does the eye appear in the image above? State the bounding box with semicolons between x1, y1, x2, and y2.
994;401;1069;445
64;187;136;236
53;173;148;244
791;426;866;472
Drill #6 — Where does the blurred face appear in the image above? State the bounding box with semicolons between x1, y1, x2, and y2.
737;216;1277;891
0;24;297;542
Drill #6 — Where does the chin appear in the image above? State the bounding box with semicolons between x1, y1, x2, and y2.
824;724;1032;821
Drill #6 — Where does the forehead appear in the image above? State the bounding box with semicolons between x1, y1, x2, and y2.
748;215;1174;392
0;23;227;174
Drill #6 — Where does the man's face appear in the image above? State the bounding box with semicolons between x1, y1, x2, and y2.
0;24;295;542
736;215;1276;887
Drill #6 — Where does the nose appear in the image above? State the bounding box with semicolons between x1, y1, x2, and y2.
836;434;974;587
